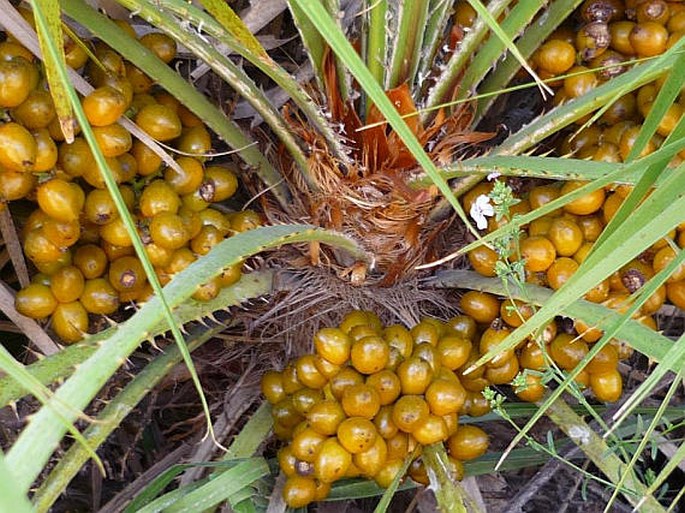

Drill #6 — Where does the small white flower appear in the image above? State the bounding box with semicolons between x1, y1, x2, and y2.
487;171;501;181
568;425;591;445
470;194;494;230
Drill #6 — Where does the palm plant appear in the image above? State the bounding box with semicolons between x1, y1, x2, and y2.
1;0;685;511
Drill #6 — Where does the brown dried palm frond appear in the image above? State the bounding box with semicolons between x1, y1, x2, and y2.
265;109;489;286
244;264;462;355
261;60;492;286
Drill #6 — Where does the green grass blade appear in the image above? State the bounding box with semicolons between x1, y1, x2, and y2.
0;271;273;407
60;21;97;66
222;403;273;461
611;331;685;435
327;479;417;500
365;0;388;94
459;0;551;101
416;0;453;89
125;471;205;513
33;0;74;142
289;0;479;237
459;404;685;425
133;480;208;513
625;53;685;163
464;446;561;475
4;225;365;494
164;459;269;513
639;434;685;510
373;450;417;513
602;371;683;513
288;0;327;88
428;147;685;187
31;324;222;513
474;0;583;122
62;0;292;207
590;156;674;266
667;487;685;513
232;497;258;513
0;451;34;513
591;53;685;251
125;461;246;513
422;155;621;185
133;405;273;512
545;400;664;512
423;0;511;120
386;0;430;89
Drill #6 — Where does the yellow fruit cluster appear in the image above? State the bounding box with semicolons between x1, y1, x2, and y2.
261;310;490;508
461;176;676;402
455;0;685;162
459;290;625;403
4;10;259;343
537;0;685;161
451;0;685;404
